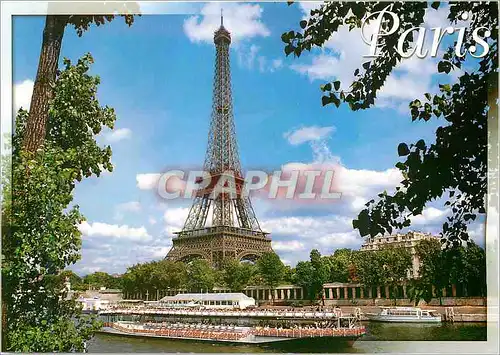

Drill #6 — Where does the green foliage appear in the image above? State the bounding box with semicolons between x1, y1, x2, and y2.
407;278;433;307
310;250;329;300
7;314;101;352
121;260;188;297
58;270;88;291
350;246;411;304
293;250;329;301
283;264;296;284
284;2;497;246
414;238;448;304
256;252;286;293
378;246;413;304
66;14;136;37
412;239;487;305
221;259;255;292
324;248;353;283
2;54;114;351
352;251;384;293
293;261;315;299
186;259;216;293
83;271;121;290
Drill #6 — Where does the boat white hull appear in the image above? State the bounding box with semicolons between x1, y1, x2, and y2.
366;314;442;323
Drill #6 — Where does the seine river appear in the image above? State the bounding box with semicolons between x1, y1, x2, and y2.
87;322;487;353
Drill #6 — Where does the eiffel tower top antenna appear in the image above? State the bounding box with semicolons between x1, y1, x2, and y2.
221;8;223;26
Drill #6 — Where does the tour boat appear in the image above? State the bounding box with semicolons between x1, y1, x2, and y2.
99;320;366;347
98;304;366;347
364;307;442;323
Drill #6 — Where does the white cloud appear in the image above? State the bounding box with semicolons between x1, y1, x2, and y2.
183;3;281;74
263;215;352;238
183;2;270;44
261;214;363;265
469;221;485;245
163;207;189;235
149;217;157;225
72;224;174;275
336;165;403;198
136;173;161;190
271;59;283;71
114;201;141;221
298;2;324;18
236;43;283;73
272;240;306;252
13;79;34;113
116;201;141;212
412;206;449;226
105;128;132;143
238;44;260;69
424;5;452;28
139;246;172;259
164;207;189;226
79;221;152;242
284;125;335;145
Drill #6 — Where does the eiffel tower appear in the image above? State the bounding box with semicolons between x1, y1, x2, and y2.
165;14;273;268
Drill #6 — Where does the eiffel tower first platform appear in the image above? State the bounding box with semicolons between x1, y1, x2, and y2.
165;16;273;267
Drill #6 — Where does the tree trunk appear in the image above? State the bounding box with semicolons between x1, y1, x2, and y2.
22;15;68;153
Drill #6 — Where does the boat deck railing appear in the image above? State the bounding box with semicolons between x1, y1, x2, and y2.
105;322;251;341
103;322;366;340
253;326;366;338
100;307;351;320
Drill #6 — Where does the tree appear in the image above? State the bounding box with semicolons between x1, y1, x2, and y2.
378;246;412;304
283;2;497;246
221;259;255;292
445;241;487;297
413;239;448;305
462;242;487;297
293;261;315;300
23;10;137;154
325;248;353;283
83;272;121;290
352;250;384;304
59;270;82;287
283;264;296;284
2;54;115;351
120;260;188;299
310;250;329;303
256;252;285;302
412;239;487;304
186;259;216;293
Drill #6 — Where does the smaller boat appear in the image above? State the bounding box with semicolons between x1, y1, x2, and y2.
365;307;442;323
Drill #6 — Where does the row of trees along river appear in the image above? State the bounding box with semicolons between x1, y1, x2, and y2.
66;238;486;305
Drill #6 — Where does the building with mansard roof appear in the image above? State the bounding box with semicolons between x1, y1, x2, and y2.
360;231;439;278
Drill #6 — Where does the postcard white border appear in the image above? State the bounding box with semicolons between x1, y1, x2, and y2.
1;1;498;354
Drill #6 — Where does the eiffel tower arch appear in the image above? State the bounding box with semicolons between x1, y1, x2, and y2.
165;15;273;268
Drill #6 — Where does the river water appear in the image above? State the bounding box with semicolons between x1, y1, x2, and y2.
87;322;487;353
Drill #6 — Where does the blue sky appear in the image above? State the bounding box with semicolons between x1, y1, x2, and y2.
12;2;485;275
